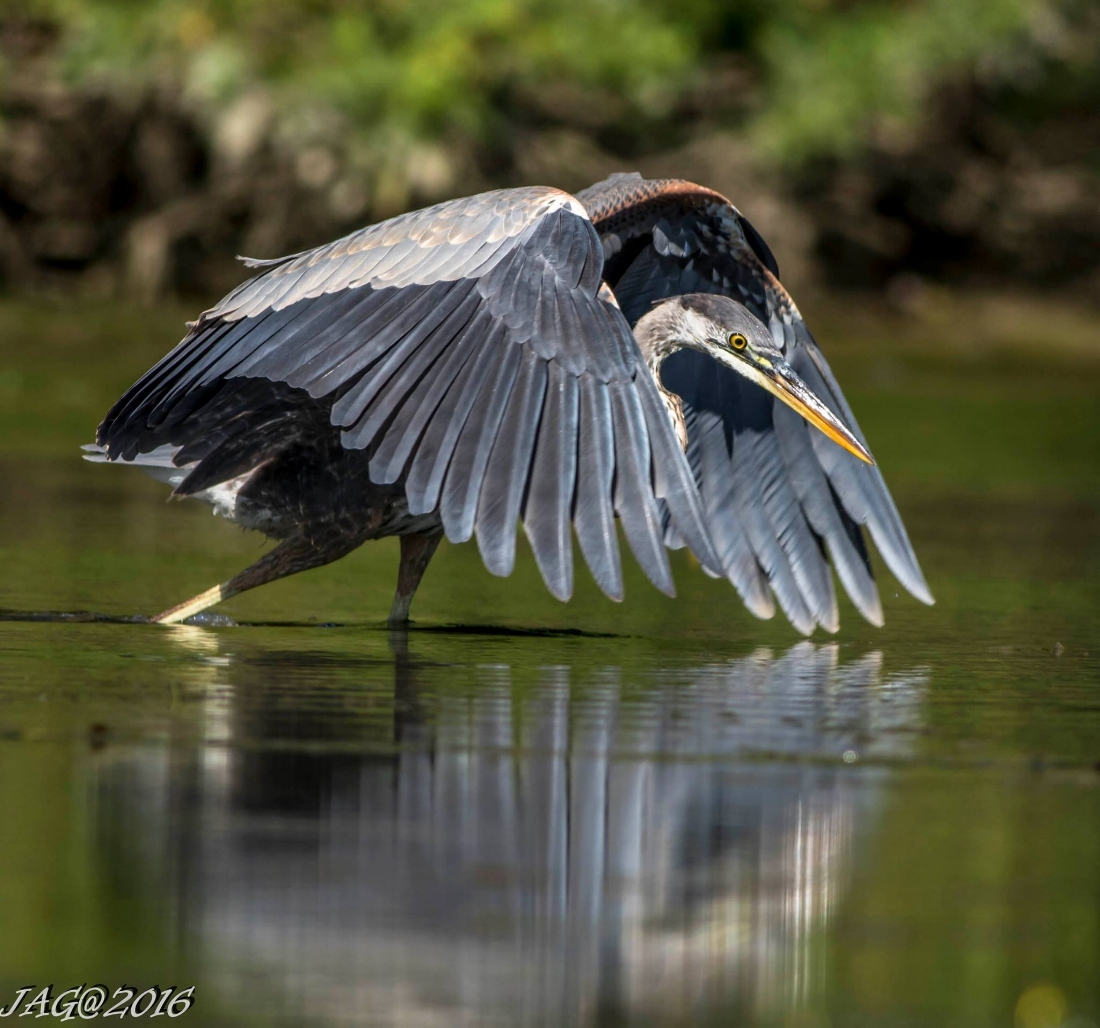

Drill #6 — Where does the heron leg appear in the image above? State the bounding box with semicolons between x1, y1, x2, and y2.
388;531;443;627
151;531;365;625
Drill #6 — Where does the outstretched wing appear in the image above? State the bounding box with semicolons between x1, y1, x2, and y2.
577;172;932;633
97;186;718;603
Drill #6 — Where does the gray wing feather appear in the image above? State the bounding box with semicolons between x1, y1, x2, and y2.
634;370;721;578
749;427;839;633
234;287;374;383
475;349;548;579
609;380;675;597
367;310;487;485
732;430;816;635
335;285;482;440
772;403;883;625
404;321;507;515
122;319;235;405
319;280;471;404
143;307;295;430
341;311;471;452
520;361;579;600
285;286;428;393
573;375;623;600
790;334;934;605
439;340;522;544
688;408;774;618
193;302;317;388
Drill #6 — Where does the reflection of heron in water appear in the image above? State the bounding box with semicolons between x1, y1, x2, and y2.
86;174;931;632
94;634;928;1026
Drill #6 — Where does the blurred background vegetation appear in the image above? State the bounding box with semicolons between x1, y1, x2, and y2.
0;0;1098;304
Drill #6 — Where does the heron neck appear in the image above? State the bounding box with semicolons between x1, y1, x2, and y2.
632;304;686;376
632;305;689;451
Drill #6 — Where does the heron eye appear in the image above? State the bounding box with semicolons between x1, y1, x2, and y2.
728;332;748;351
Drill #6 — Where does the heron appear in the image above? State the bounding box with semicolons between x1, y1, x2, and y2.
85;173;933;631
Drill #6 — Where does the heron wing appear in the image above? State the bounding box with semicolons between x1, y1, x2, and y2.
578;173;932;632
96;186;718;602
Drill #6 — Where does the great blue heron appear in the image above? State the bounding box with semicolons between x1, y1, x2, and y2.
86;173;932;631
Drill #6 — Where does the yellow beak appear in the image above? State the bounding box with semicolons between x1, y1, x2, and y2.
754;357;875;465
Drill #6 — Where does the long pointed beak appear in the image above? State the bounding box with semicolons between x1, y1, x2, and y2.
754;357;875;464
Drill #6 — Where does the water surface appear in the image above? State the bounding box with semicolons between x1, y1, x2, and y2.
1;299;1098;1027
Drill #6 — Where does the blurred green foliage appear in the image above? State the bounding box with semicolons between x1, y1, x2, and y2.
4;0;1094;163
753;0;1035;159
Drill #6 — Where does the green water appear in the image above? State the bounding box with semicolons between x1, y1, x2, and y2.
1;299;1098;1027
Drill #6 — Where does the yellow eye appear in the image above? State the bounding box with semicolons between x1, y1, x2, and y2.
728;332;747;351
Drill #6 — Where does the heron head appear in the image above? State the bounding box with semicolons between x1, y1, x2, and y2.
664;293;874;465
